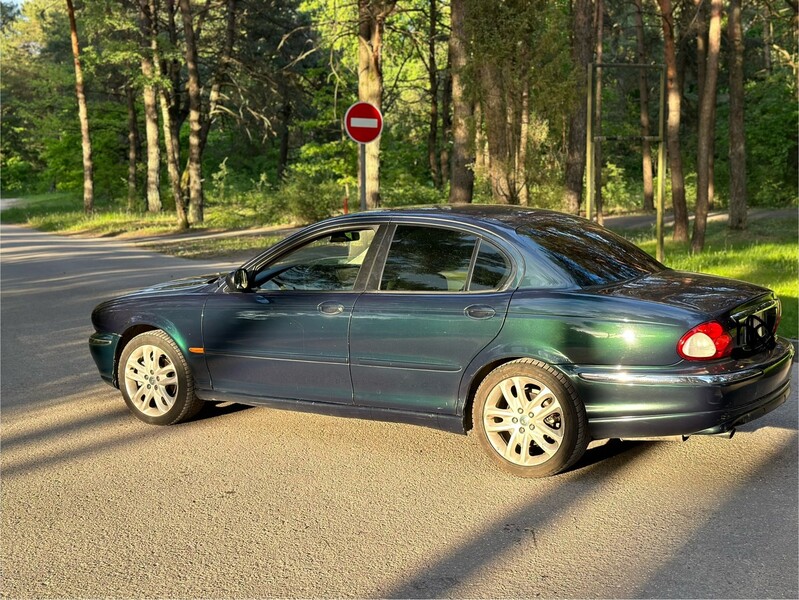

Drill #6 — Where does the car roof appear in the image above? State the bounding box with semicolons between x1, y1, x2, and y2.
326;204;585;232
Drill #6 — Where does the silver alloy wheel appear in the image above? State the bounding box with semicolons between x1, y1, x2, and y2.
482;375;564;466
123;344;179;417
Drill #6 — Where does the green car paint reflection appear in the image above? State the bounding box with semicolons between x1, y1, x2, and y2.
89;205;794;477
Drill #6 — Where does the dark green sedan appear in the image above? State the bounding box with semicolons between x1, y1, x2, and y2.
89;206;794;477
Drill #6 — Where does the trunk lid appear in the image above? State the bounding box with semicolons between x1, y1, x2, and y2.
594;270;780;357
593;270;770;315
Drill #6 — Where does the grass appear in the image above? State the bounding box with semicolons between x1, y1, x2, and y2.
611;215;798;339
3;192;797;338
1;193;187;237
0;192;292;238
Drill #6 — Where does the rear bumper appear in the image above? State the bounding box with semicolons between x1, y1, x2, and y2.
89;332;121;386
565;337;794;439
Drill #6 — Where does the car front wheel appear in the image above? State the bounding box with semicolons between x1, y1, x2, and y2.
473;359;588;477
118;330;203;425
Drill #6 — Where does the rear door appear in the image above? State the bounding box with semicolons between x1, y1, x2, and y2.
349;223;516;413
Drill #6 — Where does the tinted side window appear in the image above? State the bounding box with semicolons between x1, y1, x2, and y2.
470;241;511;291
520;218;664;287
381;226;477;292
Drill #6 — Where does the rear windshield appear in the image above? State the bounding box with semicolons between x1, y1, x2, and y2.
518;216;664;287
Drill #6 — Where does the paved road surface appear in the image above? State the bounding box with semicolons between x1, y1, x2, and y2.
2;224;797;598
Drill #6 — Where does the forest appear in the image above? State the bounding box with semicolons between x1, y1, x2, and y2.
1;0;797;252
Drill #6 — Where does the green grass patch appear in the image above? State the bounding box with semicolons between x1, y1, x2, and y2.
612;215;799;339
1;193;184;236
0;192;294;238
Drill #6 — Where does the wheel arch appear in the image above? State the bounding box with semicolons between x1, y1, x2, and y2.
113;324;160;386
459;354;576;432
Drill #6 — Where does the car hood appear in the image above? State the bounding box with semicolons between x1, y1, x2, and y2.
592;269;771;316
122;273;224;297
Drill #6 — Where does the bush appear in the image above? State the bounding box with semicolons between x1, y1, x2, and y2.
381;173;446;207
0;156;38;194
279;176;345;223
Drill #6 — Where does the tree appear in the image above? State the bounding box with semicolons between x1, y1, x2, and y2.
727;0;747;230
691;0;722;254
448;0;474;204
564;0;594;215
159;0;188;229
178;0;203;224
138;0;161;213
426;0;441;189
65;0;93;213
125;84;140;211
657;0;689;242
593;0;604;223
357;0;397;209
633;0;653;212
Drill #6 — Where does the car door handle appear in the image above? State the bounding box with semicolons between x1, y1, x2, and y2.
465;305;496;320
318;301;345;315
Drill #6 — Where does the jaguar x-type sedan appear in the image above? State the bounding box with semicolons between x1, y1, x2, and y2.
90;206;793;477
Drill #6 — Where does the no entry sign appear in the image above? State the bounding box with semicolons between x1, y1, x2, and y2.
344;102;383;144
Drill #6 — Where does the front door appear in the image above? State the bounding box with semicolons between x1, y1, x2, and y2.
203;227;378;404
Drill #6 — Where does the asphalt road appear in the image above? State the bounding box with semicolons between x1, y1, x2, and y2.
1;223;797;599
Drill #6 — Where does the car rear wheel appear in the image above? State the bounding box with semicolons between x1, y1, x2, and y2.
473;359;588;477
118;330;203;425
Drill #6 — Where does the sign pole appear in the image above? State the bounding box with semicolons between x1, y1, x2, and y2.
359;143;367;212
344;101;383;212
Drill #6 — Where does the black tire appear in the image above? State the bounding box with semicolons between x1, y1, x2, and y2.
472;359;588;477
117;330;203;425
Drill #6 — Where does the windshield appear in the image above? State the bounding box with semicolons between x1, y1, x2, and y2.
518;215;664;287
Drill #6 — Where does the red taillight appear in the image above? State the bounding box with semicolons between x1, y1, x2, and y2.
677;321;733;361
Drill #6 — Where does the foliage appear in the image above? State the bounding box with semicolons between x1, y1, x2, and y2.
1;0;796;228
280;176;345;223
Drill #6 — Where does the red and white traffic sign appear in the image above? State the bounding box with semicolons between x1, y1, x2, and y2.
344;102;383;144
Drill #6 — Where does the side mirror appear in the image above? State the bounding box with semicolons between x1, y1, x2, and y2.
226;268;250;292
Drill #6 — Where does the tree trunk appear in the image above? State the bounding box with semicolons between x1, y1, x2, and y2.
146;0;187;229
125;84;139;211
66;0;93;213
481;63;513;204
658;0;688;242
593;0;604;224
166;0;182;125
448;0;474;204
179;0;204;224
160;87;187;228
728;0;747;230
474;101;487;179
517;78;529;206
564;0;594;215
139;0;161;213
691;0;721;253
439;51;452;186
278;94;291;180
357;0;396;209
694;0;715;212
634;0;654;211
427;0;441;189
